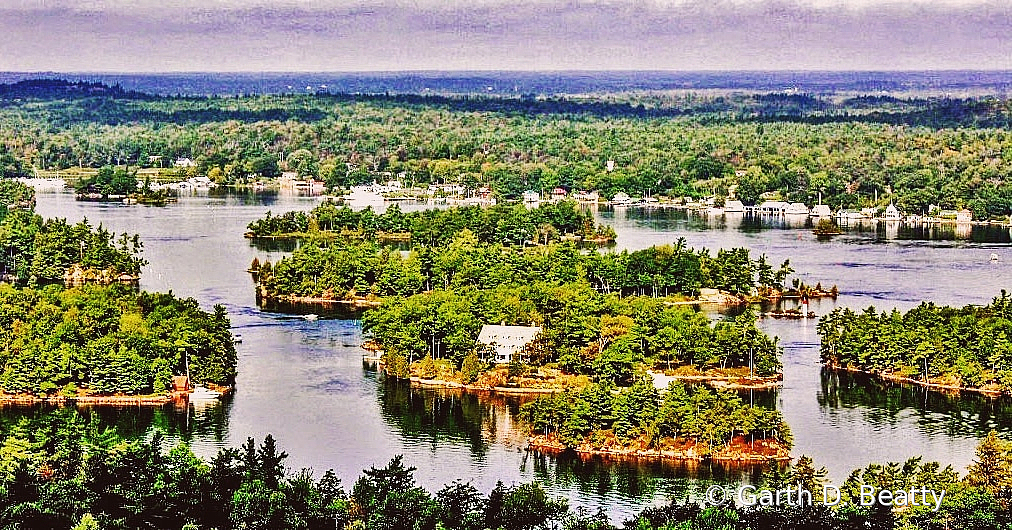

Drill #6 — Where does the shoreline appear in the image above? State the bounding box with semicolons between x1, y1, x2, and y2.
826;364;1004;397
527;434;790;463
260;294;382;308
407;376;564;394
1;386;235;406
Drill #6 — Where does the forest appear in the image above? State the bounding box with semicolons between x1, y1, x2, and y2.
246;201;616;245
253;235;793;302
818;291;1012;393
518;377;790;457
0;179;145;285
364;285;781;383
0;283;237;396
3;409;1012;530
1;79;1012;218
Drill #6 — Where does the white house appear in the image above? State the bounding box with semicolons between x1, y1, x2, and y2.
476;324;542;364
758;200;789;214
884;203;901;220
810;204;832;217
723;200;744;212
173;157;196;168
786;203;809;215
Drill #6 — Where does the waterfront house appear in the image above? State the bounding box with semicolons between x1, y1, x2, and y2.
956;209;973;223
757;201;789;214
884;203;901;220
786;203;809;215
810;204;832;217
550;187;568;201
522;190;540;203
477;324;542;364
724;200;745;212
611;192;631;205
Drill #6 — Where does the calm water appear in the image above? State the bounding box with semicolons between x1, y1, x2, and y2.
8;192;1012;519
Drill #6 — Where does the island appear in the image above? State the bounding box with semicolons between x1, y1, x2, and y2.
819;291;1012;395
0;283;237;403
1;179;145;286
245;200;617;245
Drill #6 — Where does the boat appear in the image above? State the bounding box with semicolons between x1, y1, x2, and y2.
991;253;1000;262
303;314;318;321
188;385;223;401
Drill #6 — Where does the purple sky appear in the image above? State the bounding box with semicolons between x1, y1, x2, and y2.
1;0;1009;71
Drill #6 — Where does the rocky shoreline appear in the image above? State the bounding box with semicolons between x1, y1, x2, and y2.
527;434;790;463
826;364;1004;396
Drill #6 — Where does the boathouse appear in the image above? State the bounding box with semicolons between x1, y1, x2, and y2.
476;324;542;364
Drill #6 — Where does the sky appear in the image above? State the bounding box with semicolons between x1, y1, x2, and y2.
0;0;1009;72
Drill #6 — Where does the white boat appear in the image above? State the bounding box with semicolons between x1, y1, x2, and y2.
188;385;222;401
991;253;1000;262
611;192;631;205
303;314;318;321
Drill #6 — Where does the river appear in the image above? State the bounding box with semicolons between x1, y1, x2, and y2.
7;191;1012;520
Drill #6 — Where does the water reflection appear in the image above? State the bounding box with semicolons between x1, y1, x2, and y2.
819;369;1012;438
0;399;232;447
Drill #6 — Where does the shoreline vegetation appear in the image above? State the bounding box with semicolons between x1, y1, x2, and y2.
4;79;1012;223
0;283;238;402
819;291;1012;396
250;233;806;307
0;179;239;405
517;378;792;463
9;408;1012;530
244;200;617;245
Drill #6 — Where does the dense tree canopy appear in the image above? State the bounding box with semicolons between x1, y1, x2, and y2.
2;80;1012;217
819;291;1012;392
519;378;790;455
0;284;237;395
247;201;615;245
363;284;781;382
255;235;791;302
4;410;1012;530
0;210;145;286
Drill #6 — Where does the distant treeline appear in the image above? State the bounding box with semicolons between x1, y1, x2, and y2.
4;79;1012;217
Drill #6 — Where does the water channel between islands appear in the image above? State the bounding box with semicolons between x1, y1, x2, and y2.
6;190;1011;520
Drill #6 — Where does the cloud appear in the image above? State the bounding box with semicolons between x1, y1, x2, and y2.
0;0;1009;71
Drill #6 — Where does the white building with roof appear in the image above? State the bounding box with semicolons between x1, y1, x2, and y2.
476;324;542;364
